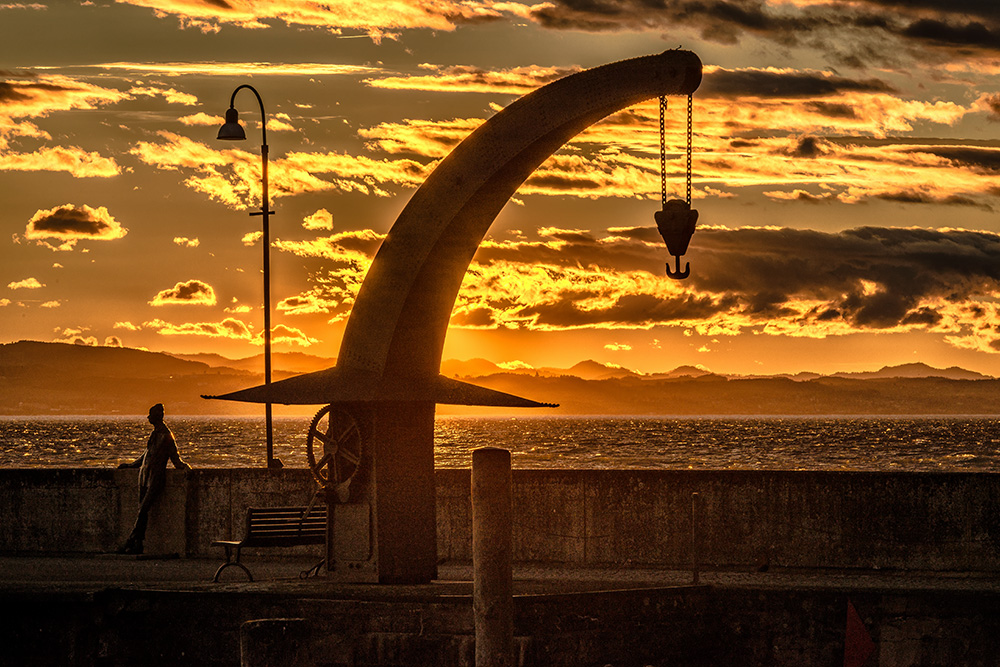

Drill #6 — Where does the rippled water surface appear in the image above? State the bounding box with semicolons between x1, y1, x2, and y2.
3;415;1000;471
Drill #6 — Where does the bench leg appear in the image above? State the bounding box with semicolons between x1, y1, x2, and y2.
212;544;253;583
213;561;254;583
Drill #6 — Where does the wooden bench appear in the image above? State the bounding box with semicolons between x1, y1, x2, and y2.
212;505;327;582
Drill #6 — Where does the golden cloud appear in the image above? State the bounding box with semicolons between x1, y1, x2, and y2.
302;208;334;231
367;64;579;94
130;132;432;207
178;112;221;126
144;316;316;347
267;113;296;132
0;73;129;123
277;293;342;315
87;61;379;76
257;324;319;347
149;279;217;306
359;117;479;157
115;1;511;40
7;277;43;289
128;85;199;105
350;70;991;205
273;229;384;320
0;146;120;177
52;327;98;346
144;317;253;340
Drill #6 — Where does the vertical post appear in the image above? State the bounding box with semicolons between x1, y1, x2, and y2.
371;401;438;583
690;491;700;585
260;142;277;468
472;447;514;667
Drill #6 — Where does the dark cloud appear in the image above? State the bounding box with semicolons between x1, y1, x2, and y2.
525;173;604;191
909;146;1000;173
689;226;1000;329
472;225;1000;333
0;82;29;103
29;206;111;236
25;204;127;248
170;281;212;301
0;80;73;104
540;228;598;244
805;101;858;120
528;0;820;42
784;136;827;158
526;0;1000;63
981;94;1000;120
902;18;1000;51
451;307;497;327
519;291;723;327
901;307;943;326
875;191;990;210
781;190;836;203
700;68;895;100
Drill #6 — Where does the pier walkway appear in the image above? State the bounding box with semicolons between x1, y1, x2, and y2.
1;552;998;594
3;553;1000;666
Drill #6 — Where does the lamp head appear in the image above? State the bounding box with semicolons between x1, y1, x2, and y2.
217;107;246;141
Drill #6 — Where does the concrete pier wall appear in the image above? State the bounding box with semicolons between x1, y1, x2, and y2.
1;468;998;571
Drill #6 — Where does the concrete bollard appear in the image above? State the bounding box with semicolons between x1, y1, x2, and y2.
240;617;311;667
472;447;514;667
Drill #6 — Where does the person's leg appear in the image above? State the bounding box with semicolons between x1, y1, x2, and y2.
123;480;161;553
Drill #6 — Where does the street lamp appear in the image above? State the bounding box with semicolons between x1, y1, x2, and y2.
218;84;282;469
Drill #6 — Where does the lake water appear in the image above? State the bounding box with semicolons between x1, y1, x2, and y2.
2;415;1000;471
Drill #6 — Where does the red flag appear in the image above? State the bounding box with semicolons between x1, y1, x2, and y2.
844;600;875;667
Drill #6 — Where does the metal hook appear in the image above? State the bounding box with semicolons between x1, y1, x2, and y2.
666;255;690;280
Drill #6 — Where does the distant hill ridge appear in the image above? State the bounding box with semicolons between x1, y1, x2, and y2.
1;340;998;415
172;350;337;375
829;362;989;381
438;356;991;382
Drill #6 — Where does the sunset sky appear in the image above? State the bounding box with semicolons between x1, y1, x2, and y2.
5;1;1000;377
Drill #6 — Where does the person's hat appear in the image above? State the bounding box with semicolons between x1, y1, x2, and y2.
148;403;165;418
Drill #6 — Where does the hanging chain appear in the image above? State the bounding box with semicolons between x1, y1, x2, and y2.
686;93;693;205
660;94;693;206
659;95;667;208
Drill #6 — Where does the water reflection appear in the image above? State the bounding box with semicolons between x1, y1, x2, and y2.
0;415;998;471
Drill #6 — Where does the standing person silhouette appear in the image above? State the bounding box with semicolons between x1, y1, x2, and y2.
117;403;191;555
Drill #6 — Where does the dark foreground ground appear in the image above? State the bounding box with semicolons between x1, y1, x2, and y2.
1;554;999;666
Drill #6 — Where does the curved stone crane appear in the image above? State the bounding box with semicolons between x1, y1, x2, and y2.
212;49;702;406
208;50;703;584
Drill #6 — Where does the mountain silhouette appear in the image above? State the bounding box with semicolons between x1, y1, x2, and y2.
171;351;337;375
2;341;999;416
830;362;989;381
1;341;267;415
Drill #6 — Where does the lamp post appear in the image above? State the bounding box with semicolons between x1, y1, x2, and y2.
218;84;282;469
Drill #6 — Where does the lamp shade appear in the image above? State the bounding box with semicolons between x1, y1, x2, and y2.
217;107;246;140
